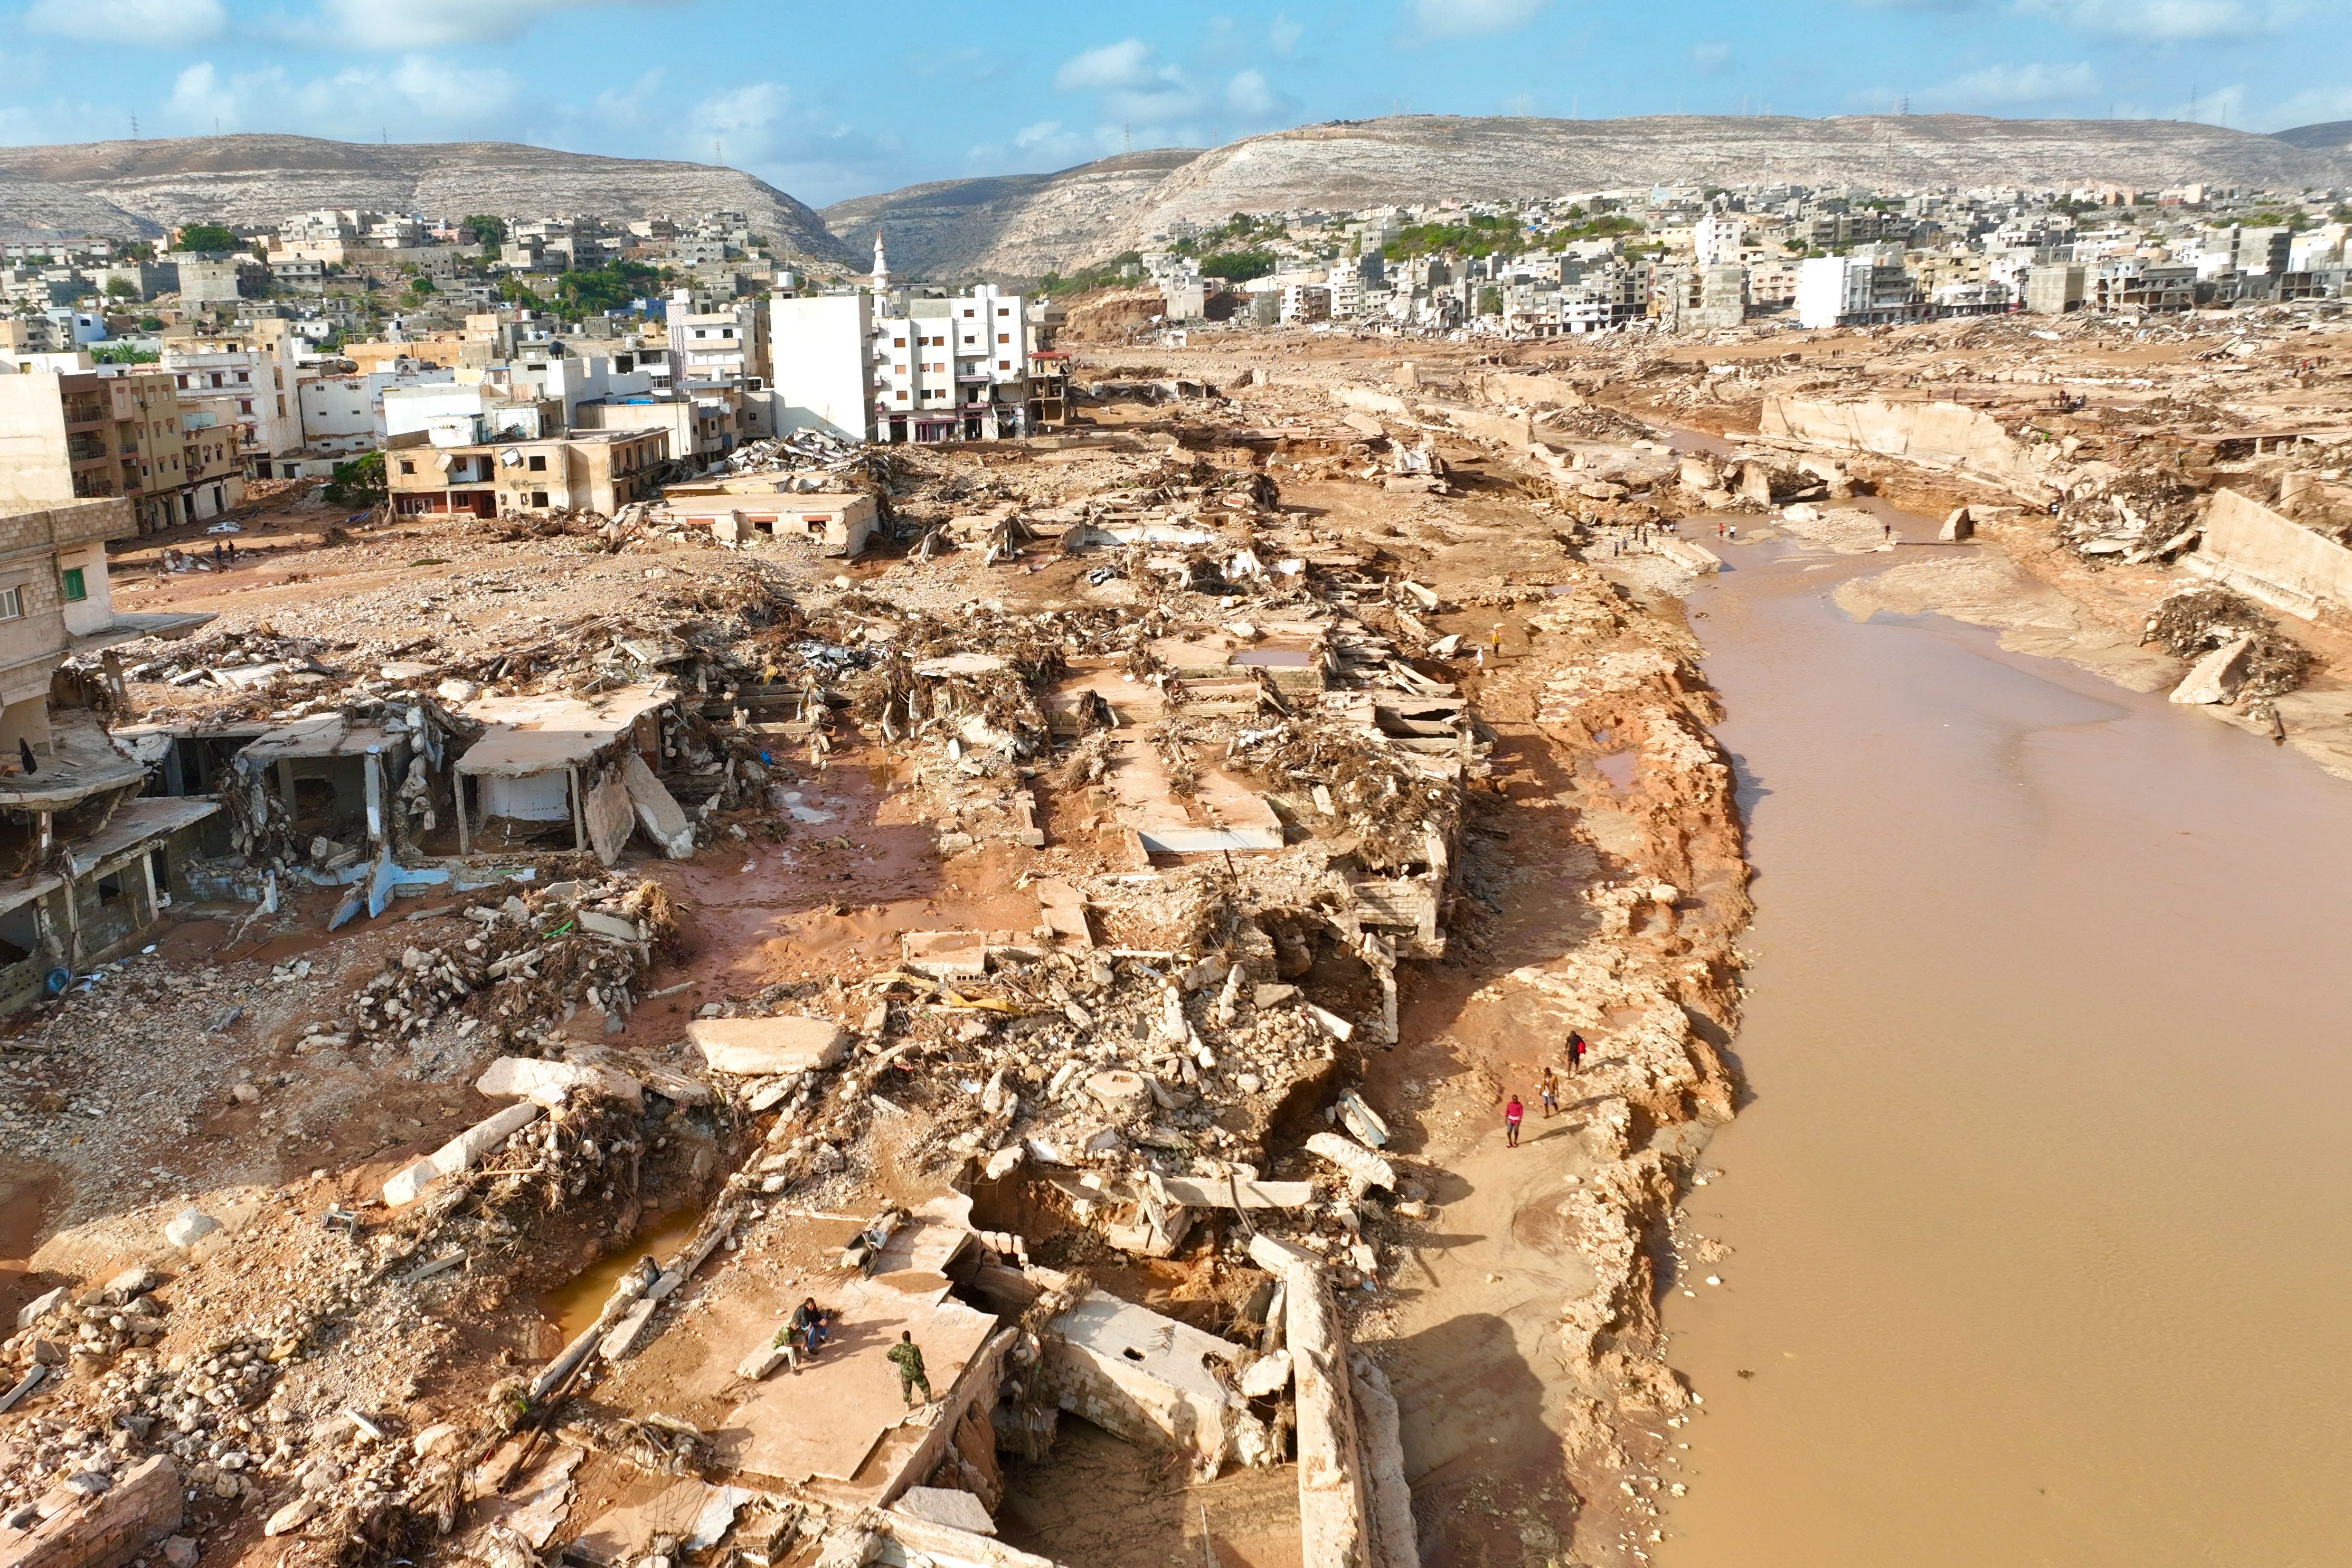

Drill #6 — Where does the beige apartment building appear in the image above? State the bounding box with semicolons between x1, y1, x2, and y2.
0;497;220;1009
0;364;244;533
385;427;668;518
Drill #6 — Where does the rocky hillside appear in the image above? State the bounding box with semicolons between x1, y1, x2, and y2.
820;149;1196;281
1114;116;2350;245
2273;121;2352;155
830;114;2352;281
0;135;859;263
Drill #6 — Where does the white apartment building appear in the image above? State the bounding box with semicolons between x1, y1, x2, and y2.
297;363;457;455
768;282;1034;445
767;294;877;443
162;323;303;477
1694;213;1749;267
868;284;1031;443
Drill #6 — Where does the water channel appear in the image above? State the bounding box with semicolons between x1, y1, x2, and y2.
1654;513;2352;1565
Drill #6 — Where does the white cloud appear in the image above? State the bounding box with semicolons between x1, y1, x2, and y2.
161;54;523;140
1405;0;1552;39
1055;40;1161;93
2015;0;2302;42
591;69;667;130
1920;61;2100;108
1690;41;1733;73
1223;69;1282;119
26;0;225;46
302;0;686;50
1269;12;1305;54
681;82;903;203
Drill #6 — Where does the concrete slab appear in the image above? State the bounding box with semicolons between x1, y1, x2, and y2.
719;1271;997;1491
687;1016;850;1076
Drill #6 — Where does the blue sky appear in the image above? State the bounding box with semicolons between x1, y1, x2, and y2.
3;0;2347;206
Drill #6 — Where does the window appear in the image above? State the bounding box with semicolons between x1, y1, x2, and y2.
998;360;1010;370
235;371;249;383
896;390;908;401
0;586;21;619
893;337;905;347
530;490;548;508
997;307;1010;316
59;567;86;602
962;308;975;318
997;333;1010;344
399;460;415;475
527;454;547;471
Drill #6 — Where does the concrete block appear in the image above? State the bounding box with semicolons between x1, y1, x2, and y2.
687;1016;849;1076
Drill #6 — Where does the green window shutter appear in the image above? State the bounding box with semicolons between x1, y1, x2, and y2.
60;567;87;602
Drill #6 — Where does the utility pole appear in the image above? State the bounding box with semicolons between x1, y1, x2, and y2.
129;115;138;139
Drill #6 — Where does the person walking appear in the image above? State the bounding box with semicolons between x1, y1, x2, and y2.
1539;1068;1559;1119
1566;1031;1588;1074
1504;1094;1525;1148
887;1330;931;1406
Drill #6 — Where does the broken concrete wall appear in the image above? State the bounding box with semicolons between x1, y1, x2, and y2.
1759;396;2058;498
1348;1350;1419;1568
2186;487;2352;619
1267;1252;1372;1568
0;1457;180;1568
1477;371;1585;410
1040;1291;1269;1476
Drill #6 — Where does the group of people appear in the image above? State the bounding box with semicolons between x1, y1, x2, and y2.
764;1297;934;1407
1504;1030;1589;1148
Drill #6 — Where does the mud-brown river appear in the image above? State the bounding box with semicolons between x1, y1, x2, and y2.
1655;518;2352;1566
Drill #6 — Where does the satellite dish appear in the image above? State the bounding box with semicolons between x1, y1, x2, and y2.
498;447;523;466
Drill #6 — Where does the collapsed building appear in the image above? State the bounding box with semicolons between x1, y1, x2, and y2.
0;393;1532;1568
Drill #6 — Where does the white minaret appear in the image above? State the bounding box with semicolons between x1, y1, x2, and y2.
871;232;890;295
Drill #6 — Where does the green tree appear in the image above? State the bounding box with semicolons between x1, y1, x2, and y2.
137;314;165;331
461;214;509;246
103;277;139;300
174;223;240;254
407;275;437;297
88;344;159;364
552;260;660;319
323;451;386;509
1197;249;1278;283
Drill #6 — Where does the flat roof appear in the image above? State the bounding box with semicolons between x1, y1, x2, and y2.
242;715;402;764
456;682;674;777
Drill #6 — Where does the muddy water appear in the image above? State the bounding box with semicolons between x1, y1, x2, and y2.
540;1207;704;1342
1657;523;2352;1565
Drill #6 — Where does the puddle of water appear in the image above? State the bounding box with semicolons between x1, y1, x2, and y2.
1656;529;2352;1565
541;1206;704;1342
1591;752;1636;791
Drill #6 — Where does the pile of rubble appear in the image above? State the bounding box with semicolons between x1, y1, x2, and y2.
348;876;676;1051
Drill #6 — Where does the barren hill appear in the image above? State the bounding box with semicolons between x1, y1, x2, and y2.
0;135;859;263
829;114;2352;281
819;149;1197;281
2273;121;2352;155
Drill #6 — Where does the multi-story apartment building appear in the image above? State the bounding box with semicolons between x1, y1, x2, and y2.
296;363;458;456
383;426;668;518
866;284;1032;443
0;364;243;532
162;322;304;477
0;495;221;1008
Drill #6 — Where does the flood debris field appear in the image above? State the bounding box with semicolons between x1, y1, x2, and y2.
0;337;1772;1568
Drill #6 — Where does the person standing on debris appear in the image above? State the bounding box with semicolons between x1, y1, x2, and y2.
1882;521;1893;543
1504;1093;1525;1148
1567;1031;1588;1074
889;1330;932;1406
1539;1068;1559;1119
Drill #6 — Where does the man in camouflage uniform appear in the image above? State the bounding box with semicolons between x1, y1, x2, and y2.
886;1330;931;1406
